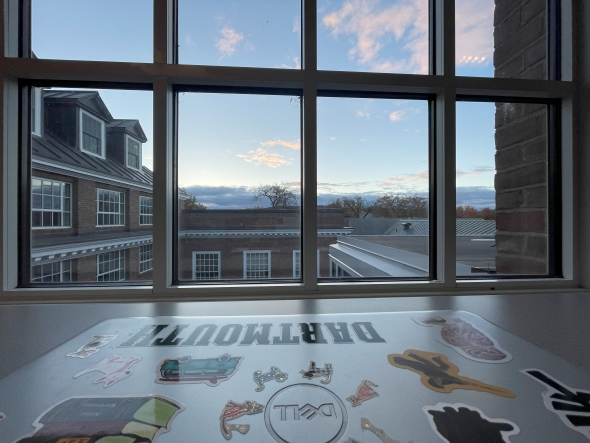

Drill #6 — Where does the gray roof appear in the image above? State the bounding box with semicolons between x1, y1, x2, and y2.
107;119;148;143
32;132;153;187
348;217;496;236
44;90;113;122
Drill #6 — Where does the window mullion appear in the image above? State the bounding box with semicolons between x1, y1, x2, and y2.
152;78;172;293
302;0;317;290
154;0;173;64
437;88;457;287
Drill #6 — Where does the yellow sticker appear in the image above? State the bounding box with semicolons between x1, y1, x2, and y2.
387;349;515;398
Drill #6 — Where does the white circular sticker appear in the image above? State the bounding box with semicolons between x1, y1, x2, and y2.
265;383;348;443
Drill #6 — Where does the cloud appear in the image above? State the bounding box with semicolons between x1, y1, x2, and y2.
260;138;301;150
377;170;429;186
322;0;429;74
456;165;494;179
276;55;301;69
216;27;244;57
456;186;495;208
389;110;406;122
244;41;256;52
184;34;197;48
455;0;494;65
356;110;370;118
182;185;253;209
330;137;336;141
293;16;301;34
236;148;291;168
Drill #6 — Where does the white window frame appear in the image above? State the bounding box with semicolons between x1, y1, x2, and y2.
31;177;72;229
293;250;320;278
96;250;125;282
126;134;142;171
244;251;271;279
192;251;221;280
1;0;577;299
79;108;106;159
31;87;42;136
31;260;72;283
96;189;125;227
139;196;153;225
139;244;153;274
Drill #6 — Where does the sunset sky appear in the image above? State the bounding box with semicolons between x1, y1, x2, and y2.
32;0;501;208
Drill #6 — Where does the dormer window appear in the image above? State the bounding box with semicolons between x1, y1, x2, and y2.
126;135;142;170
80;109;105;158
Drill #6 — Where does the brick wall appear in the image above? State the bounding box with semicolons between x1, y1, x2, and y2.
494;0;548;274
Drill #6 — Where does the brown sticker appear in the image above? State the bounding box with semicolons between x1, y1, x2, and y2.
387;349;515;398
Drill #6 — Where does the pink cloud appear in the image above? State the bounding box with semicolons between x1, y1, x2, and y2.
236;148;291;168
216;27;244;57
377;170;429;186
260;138;301;150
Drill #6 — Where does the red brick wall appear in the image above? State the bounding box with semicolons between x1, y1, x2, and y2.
494;0;548;274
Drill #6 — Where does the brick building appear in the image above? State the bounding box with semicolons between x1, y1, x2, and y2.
31;90;154;283
31;89;349;283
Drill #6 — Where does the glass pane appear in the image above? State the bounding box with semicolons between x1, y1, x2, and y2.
177;92;301;282
455;0;547;79
31;0;153;63
28;88;153;284
456;101;548;276
178;0;301;69
318;96;430;280
318;0;430;74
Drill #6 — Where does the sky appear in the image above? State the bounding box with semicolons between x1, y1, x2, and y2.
31;0;511;209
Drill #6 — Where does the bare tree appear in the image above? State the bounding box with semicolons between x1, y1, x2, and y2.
253;182;299;208
327;196;372;218
373;194;428;218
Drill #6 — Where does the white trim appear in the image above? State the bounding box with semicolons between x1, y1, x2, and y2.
31;177;71;229
96;249;125;282
32;158;152;192
243;250;271;279
125;134;142;171
139;195;153;226
179;229;352;238
139;244;153;274
79;108;106;159
293;250;320;278
192;251;221;280
96;188;125;227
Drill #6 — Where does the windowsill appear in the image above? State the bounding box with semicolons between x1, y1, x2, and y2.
31;226;72;230
80;148;105;159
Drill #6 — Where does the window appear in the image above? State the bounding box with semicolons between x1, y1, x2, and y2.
293;250;320;278
31;178;71;228
96;189;125;226
139;244;153;273
139;196;153;225
244;251;271;279
192;252;221;280
127;136;142;170
8;1;574;295
80;109;105;158
31;260;72;283
97;250;125;282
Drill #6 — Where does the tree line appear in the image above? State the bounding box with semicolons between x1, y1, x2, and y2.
183;183;495;220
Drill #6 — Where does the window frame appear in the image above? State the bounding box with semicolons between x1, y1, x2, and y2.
126;134;142;171
31;177;72;229
3;0;578;299
96;250;126;282
139;195;153;226
139;244;153;274
96;188;125;227
31;87;42;136
243;250;271;279
31;260;72;283
293;250;320;278
192;251;221;280
79;109;106;159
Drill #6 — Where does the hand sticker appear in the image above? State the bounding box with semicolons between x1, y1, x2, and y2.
522;369;590;440
387;349;515;397
424;403;520;443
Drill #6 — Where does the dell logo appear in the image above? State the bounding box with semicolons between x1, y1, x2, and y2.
274;403;337;421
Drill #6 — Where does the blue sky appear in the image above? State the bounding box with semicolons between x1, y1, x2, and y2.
32;0;499;209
